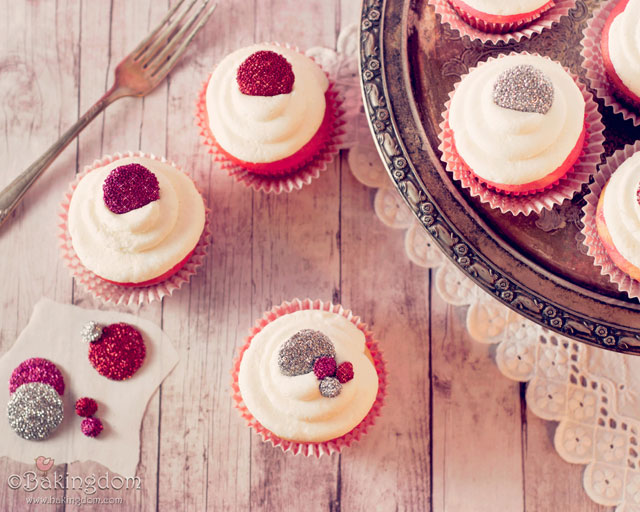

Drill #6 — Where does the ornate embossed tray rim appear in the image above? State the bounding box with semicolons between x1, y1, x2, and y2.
359;0;640;354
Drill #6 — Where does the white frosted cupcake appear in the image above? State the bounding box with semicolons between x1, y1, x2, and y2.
232;299;386;456
67;155;206;287
447;0;555;33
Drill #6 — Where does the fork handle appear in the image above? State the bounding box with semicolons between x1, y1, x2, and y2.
0;85;125;228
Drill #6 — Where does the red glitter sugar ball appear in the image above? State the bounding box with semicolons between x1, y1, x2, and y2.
102;163;160;214
336;361;354;384
75;397;98;418
236;50;295;97
81;417;104;438
9;358;65;396
313;356;337;380
88;323;146;381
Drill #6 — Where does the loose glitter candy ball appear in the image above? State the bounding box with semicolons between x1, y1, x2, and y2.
88;323;146;381
336;361;354;384
492;64;554;115
7;382;64;441
277;329;336;377
81;321;103;344
81;417;103;438
75;397;98;418
313;356;337;380
319;376;342;398
236;50;295;96
102;163;160;214
9;358;65;396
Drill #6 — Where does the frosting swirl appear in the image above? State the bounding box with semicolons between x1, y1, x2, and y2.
68;157;205;283
602;151;640;267
607;0;640;98
238;310;379;442
206;44;328;164
449;54;585;185
452;0;551;16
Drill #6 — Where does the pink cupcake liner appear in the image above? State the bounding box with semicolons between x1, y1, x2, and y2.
580;0;640;127
580;141;640;300
437;52;605;216
428;0;576;44
231;298;387;457
195;47;345;194
58;151;212;307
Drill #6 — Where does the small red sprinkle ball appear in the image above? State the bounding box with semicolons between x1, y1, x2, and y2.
313;356;337;380
88;323;146;381
336;361;354;383
75;397;98;417
102;163;160;214
81;417;103;438
236;50;295;97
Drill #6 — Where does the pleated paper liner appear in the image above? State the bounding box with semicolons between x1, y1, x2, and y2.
58;151;211;307
231;298;387;457
581;141;640;300
427;0;576;44
437;52;605;216
195;46;345;194
580;0;640;127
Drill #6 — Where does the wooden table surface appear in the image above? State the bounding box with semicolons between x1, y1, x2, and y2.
0;1;613;510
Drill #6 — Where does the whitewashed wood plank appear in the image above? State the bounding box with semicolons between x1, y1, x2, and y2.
430;294;524;512
339;161;432;511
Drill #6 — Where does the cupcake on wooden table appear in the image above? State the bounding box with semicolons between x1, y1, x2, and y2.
232;299;386;456
438;52;604;216
196;44;342;193
447;0;555;33
60;153;210;305
600;0;640;109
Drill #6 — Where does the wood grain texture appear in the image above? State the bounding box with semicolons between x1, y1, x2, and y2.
0;0;614;511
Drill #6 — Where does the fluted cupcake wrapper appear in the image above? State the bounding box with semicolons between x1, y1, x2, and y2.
230;298;387;457
195;45;345;194
428;0;575;44
580;141;640;300
580;0;640;127
437;52;605;216
58;151;212;307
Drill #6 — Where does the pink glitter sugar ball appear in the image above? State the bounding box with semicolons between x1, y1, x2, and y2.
81;417;104;438
9;358;65;396
102;163;160;214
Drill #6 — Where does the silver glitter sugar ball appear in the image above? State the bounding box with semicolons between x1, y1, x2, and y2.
7;382;64;441
81;321;103;343
277;329;336;376
319;377;342;398
493;64;554;115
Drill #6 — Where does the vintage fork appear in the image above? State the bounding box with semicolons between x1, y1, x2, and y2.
0;0;216;228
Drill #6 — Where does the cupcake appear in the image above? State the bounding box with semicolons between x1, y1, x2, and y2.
446;53;587;195
202;44;336;177
232;299;385;455
446;0;555;33
595;151;640;281
600;0;640;109
67;155;206;287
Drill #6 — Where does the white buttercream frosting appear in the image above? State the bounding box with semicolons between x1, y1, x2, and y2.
607;0;640;98
238;310;379;442
449;54;585;185
454;0;551;16
206;44;329;164
602;152;640;267
68;157;205;283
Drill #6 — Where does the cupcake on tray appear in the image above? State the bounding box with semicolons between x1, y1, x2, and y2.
232;299;386;456
196;43;342;193
60;153;210;305
582;142;640;298
600;0;640;109
446;0;555;33
438;52;604;216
